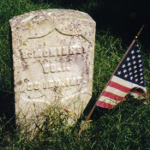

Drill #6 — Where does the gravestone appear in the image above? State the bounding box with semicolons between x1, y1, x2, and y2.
9;9;96;129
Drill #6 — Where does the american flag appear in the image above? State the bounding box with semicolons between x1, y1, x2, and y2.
96;40;147;109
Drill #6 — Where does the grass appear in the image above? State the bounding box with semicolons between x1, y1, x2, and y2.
0;0;150;149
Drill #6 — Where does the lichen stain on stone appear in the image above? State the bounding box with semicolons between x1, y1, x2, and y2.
24;78;29;83
16;80;22;85
21;60;28;71
38;20;44;25
25;22;33;29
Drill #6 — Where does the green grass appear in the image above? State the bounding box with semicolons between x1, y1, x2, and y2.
0;0;150;149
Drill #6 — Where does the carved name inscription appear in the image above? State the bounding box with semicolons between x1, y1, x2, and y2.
21;45;85;59
10;9;96;127
24;76;83;91
20;44;86;73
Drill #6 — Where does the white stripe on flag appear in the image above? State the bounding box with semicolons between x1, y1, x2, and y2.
105;86;127;97
112;76;146;92
98;96;121;105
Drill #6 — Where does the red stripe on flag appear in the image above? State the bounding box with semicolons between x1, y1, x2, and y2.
97;101;115;109
133;91;147;98
108;81;131;93
102;91;124;101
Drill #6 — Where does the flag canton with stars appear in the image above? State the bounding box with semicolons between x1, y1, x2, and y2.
114;40;146;87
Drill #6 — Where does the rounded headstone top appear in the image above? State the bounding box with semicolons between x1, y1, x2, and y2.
9;9;96;50
9;9;95;27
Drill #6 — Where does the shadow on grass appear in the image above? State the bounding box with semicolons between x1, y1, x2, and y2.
0;27;16;134
0;91;16;131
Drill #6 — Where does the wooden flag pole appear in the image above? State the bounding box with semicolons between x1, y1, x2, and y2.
135;25;145;39
79;25;145;135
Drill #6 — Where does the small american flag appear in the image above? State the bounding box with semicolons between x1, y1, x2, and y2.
96;40;147;109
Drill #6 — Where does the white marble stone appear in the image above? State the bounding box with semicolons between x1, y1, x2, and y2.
9;9;96;129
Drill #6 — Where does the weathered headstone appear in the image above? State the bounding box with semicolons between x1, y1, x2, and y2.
9;9;96;129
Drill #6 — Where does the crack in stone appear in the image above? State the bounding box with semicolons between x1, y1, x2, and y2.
55;28;91;45
28;29;55;39
16;28;91;50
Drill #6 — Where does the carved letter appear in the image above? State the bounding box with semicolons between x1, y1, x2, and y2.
65;77;76;86
83;45;88;53
43;81;48;89
76;77;82;85
65;78;70;86
57;47;62;56
57;63;62;72
34;81;40;90
27;82;33;91
76;45;82;54
34;49;42;58
70;46;76;55
66;63;70;71
70;77;76;86
43;49;49;57
50;47;57;56
43;63;50;73
83;79;88;84
51;64;57;72
56;79;61;87
62;63;66;71
62;46;69;55
48;80;55;88
21;50;28;59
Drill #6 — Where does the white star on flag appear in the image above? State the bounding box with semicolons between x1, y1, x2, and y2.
123;69;127;73
133;61;136;64
135;44;139;47
132;55;136;59
127;62;131;66
134;70;137;73
140;73;143;76
137;50;140;53
122;64;126;68
124;74;128;78
130;76;133;80
140;69;143;72
139;60;142;63
117;71;121;75
140;77;143;80
128;67;132;71
126;57;130;61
